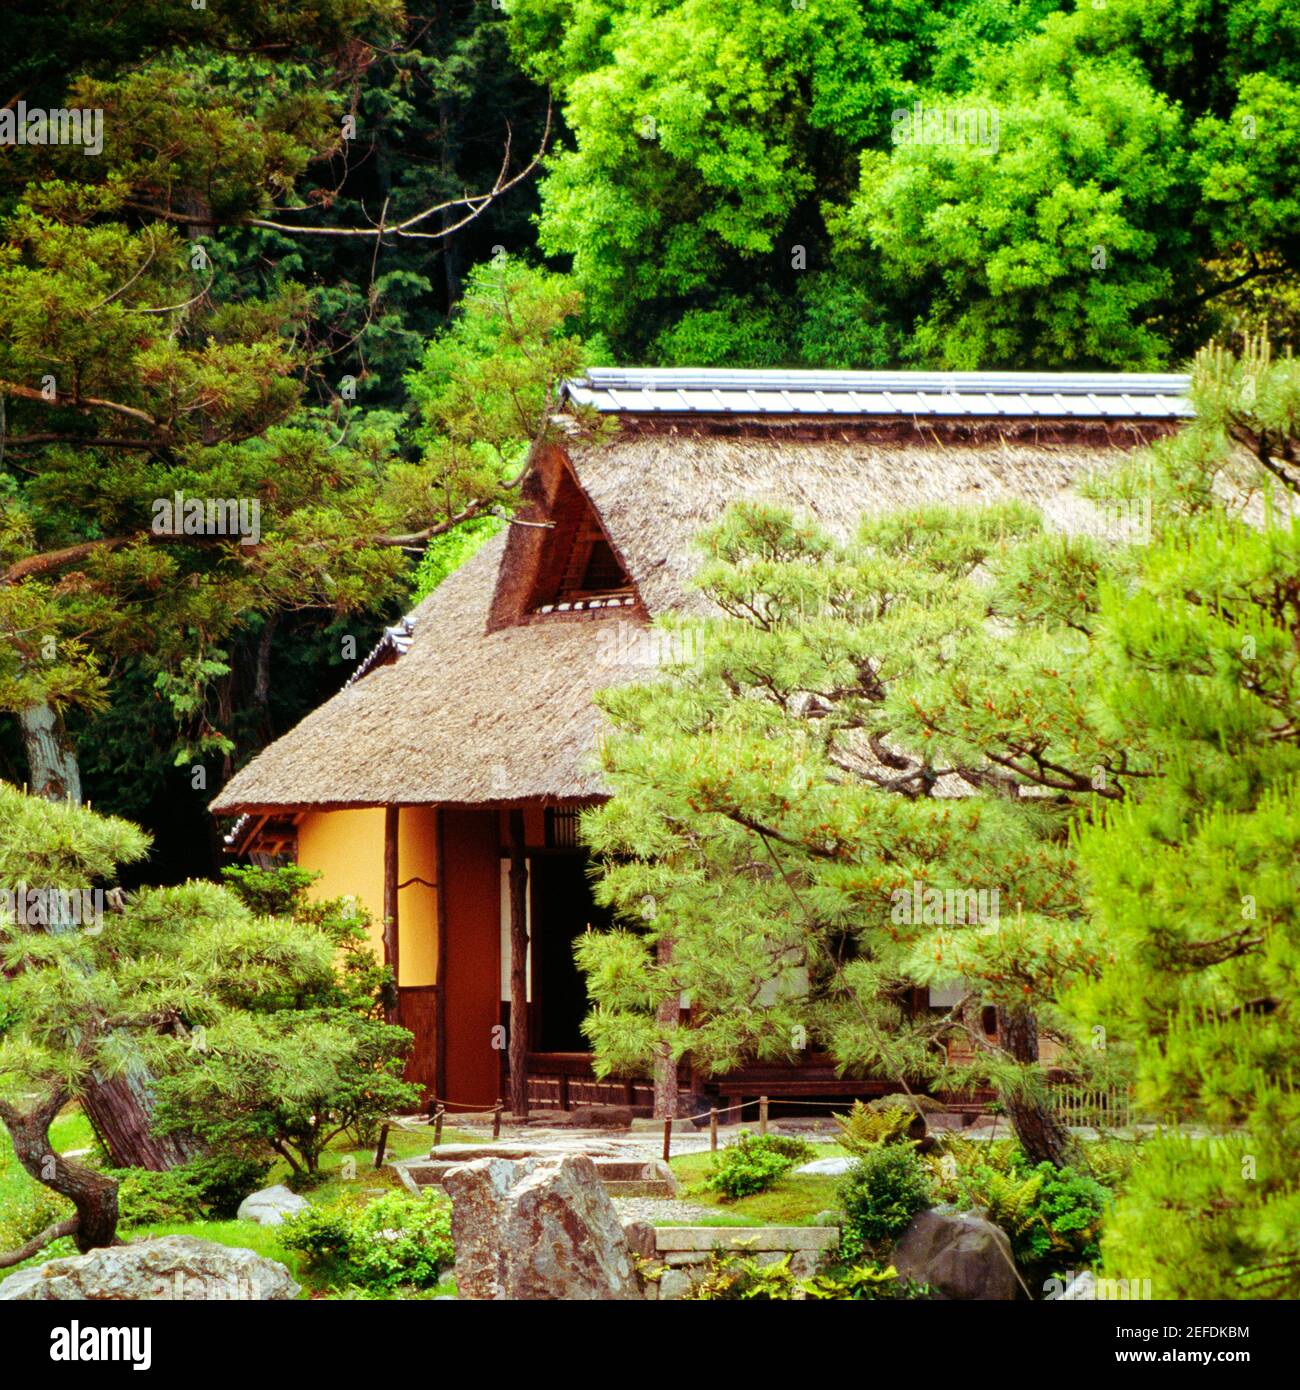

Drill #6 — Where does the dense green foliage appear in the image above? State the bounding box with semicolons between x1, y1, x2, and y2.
703;1132;815;1200
510;0;1300;366
112;1154;272;1226
1068;347;1300;1298
280;1190;455;1292
687;1253;929;1301
0;6;578;869
838;1146;933;1253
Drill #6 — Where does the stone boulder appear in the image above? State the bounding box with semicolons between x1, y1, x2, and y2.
0;1235;300;1301
621;1218;657;1261
444;1154;640;1300
891;1206;1019;1300
795;1156;854;1177
566;1105;634;1129
237;1184;310;1227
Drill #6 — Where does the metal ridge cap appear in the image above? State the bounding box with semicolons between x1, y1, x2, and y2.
567;367;1192;397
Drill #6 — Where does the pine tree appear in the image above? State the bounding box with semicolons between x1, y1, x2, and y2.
0;784;413;1263
1073;341;1300;1297
581;499;1139;1162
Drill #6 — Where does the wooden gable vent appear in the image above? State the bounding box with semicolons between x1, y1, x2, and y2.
528;466;636;618
487;444;645;631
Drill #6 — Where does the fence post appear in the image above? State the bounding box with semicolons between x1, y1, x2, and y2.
709;1107;718;1152
493;1099;503;1140
759;1095;769;1136
433;1106;445;1148
662;1117;672;1164
373;1123;390;1170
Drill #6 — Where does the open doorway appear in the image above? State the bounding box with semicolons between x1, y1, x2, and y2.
528;856;613;1051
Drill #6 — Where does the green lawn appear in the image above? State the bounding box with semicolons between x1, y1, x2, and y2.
667;1144;851;1226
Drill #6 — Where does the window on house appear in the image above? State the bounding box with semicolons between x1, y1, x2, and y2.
545;807;581;849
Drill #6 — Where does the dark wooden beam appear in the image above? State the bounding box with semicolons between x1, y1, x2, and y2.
434;808;448;1102
507;808;530;1119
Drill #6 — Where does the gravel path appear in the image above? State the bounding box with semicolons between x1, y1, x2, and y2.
611;1196;725;1224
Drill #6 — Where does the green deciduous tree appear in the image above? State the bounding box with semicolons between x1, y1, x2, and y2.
509;0;1300;367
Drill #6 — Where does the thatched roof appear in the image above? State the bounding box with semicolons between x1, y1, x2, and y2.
211;424;1165;815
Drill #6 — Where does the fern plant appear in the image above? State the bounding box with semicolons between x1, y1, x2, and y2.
834;1101;914;1154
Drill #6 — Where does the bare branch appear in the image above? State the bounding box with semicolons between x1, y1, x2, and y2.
0;1217;79;1270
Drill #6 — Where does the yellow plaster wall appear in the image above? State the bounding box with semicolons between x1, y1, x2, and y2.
296;807;439;987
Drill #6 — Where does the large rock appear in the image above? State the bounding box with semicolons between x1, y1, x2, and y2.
444;1154;640;1300
891;1206;1019;1300
0;1235;299;1301
237;1184;310;1227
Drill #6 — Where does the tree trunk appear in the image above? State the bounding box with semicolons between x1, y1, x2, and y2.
79;1072;197;1171
996;1004;1076;1168
1;1091;120;1257
18;702;81;803
653;937;680;1119
507;809;529;1120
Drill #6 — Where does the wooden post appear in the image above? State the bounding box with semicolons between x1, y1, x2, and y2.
662;1117;672;1163
709;1107;718;1152
507;809;530;1121
382;806;400;1024
493;1100;503;1140
434;810;448;1105
432;1107;445;1148
559;1073;570;1112
759;1095;769;1135
373;1123;390;1169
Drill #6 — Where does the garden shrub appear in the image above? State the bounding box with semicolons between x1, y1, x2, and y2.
838;1146;932;1256
703;1133;811;1200
745;1132;814;1164
280;1191;454;1291
113;1154;272;1226
689;1253;930;1300
1009;1160;1110;1274
114;1167;207;1226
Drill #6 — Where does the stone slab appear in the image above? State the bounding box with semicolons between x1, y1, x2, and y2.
653;1226;839;1253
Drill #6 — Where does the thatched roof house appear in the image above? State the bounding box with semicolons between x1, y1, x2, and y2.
211;368;1190;1113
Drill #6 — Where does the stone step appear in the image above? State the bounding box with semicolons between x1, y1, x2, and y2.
390;1151;678;1199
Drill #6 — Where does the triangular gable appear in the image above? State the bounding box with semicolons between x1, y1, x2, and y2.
487;442;644;631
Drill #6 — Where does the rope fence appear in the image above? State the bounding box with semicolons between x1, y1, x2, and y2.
418;1084;1131;1160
